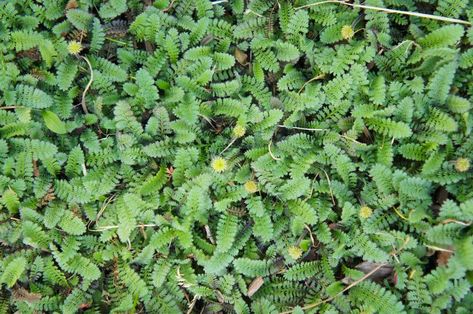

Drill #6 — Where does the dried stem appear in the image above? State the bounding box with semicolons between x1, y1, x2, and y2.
91;223;158;232
220;137;237;155
298;73;326;93
163;0;177;12
339;134;365;145
425;245;454;253
278;125;367;145
393;207;409;221
186;295;198;314
80;55;93;114
199;114;217;130
280;263;386;314
277;124;326;132
322;169;335;205
95;194;117;223
245;9;264;17
106;37;128;46
441;218;471;226
304;224;316;247
295;0;472;25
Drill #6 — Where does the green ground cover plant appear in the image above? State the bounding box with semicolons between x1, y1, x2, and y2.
1;0;473;313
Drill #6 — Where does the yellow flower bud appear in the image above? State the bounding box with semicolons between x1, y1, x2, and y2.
244;180;258;193
455;158;470;172
359;206;373;219
233;125;246;138
341;25;355;40
288;246;302;260
67;41;83;55
211;157;227;173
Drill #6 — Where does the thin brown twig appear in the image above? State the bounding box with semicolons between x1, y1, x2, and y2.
441;219;472;226
163;0;177;12
279;235;413;313
186;295;198;314
278;125;366;145
390;236;411;262
199;114;217;130
304;224;316;247
298;73;326;93
94;194;117;224
245;9;264;17
280;263;386;314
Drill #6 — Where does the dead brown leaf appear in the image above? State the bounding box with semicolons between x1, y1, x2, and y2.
12;287;41;303
437;246;454;266
65;0;78;10
247;276;264;297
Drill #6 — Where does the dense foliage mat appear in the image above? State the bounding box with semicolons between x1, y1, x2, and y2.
1;0;473;313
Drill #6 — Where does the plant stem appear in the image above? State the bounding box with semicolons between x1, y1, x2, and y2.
295;0;472;25
277;124;326;132
80;55;93;114
280;263;387;314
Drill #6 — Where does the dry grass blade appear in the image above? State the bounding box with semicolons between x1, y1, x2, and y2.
80;55;94;114
296;0;472;25
248;276;265;297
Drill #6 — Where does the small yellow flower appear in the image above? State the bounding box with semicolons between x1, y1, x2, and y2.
244;180;258;193
359;206;373;219
341;25;355;40
288;246;302;260
233;125;246;138
211;157;227;173
67;40;83;55
455;158;470;172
